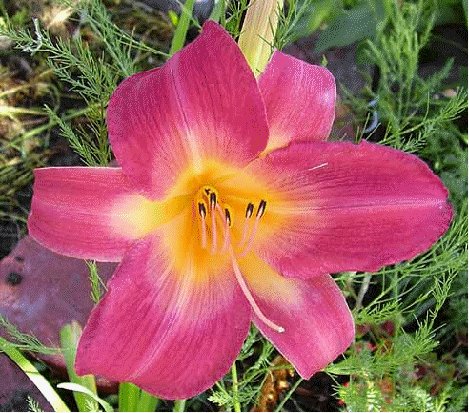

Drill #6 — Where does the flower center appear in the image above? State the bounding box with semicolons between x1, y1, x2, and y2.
195;184;267;257
165;160;278;261
164;160;284;333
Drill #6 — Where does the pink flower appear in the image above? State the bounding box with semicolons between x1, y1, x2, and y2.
27;21;452;399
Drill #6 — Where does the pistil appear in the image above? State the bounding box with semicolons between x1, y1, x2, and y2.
230;248;284;333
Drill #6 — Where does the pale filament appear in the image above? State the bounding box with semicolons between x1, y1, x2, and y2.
216;204;231;253
198;190;264;257
237;202;254;249
230;248;284;333
221;222;231;252
199;206;207;249
198;194;231;254
239;216;260;258
238;216;250;249
239;200;266;258
210;193;217;254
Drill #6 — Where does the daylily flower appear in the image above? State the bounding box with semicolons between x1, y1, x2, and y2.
27;21;452;400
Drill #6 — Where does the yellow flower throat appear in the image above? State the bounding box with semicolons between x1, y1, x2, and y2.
161;160;284;332
112;160;286;332
163;160;280;269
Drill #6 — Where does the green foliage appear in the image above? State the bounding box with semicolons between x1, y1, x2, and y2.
333;1;467;411
87;260;107;305
60;322;100;412
315;0;388;53
223;0;251;38
209;326;305;411
289;0;466;53
288;0;337;44
365;1;434;133
0;315;60;355
274;0;325;51
57;382;113;412
210;326;278;411
361;1;467;148
337;358;467;412
0;0;166;166
27;396;43;412
0;65;56;228
169;0;197;56
288;0;392;49
0;336;71;412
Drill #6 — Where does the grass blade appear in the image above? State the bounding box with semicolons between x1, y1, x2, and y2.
0;337;71;412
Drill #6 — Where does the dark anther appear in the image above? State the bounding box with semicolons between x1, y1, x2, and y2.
198;202;207;218
204;188;211;195
256;200;267;218
246;202;255;218
225;208;231;226
6;272;23;286
210;192;217;209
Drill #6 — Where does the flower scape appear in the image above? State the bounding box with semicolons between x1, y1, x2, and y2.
27;21;453;400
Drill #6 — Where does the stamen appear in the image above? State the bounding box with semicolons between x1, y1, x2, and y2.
198;202;207;249
221;217;231;252
198;186;219;206
224;207;232;227
216;204;231;253
238;202;254;249
230;249;284;333
246;202;255;219
209;191;217;209
239;215;260;257
210;195;217;254
240;200;266;257
256;199;267;218
198;202;207;218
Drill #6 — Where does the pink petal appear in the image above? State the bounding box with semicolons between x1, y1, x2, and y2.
28;167;148;261
108;21;270;199
258;51;335;152
75;234;251;400
241;256;354;378
247;141;453;277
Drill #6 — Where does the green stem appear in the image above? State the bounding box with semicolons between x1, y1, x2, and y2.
0;337;71;412
231;362;241;412
169;0;195;56
60;322;98;411
173;399;186;412
137;389;160;412
119;382;141;412
274;377;303;412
